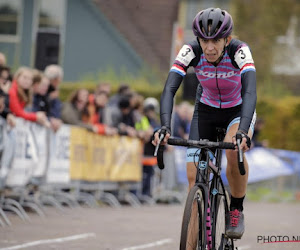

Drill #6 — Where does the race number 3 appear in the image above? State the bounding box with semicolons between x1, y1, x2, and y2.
175;45;195;66
234;46;254;68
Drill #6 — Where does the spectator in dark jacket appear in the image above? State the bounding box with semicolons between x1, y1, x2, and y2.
107;83;131;107
0;65;12;108
44;64;63;119
0;66;15;127
108;95;137;137
32;70;50;114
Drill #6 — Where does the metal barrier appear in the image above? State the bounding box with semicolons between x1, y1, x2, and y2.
0;118;149;226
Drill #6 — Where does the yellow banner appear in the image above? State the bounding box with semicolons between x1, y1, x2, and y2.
69;127;89;180
69;127;142;182
108;136;143;182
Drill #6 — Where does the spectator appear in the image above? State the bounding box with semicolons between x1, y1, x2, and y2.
82;90;117;135
172;101;192;139
0;65;12;95
0;52;6;66
44;64;63;119
252;118;268;148
44;65;64;131
135;97;160;197
9;66;49;127
61;88;98;132
0;90;15;127
109;95;137;137
32;70;50;114
0;91;15;189
96;82;111;96
130;92;145;134
107;83;131;107
0;65;12;114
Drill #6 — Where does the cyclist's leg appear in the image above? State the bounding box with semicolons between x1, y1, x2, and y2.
186;101;215;190
224;123;252;198
224;112;256;198
223;114;255;239
186;102;199;190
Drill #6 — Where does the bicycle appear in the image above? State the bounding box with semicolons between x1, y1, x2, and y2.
155;128;245;250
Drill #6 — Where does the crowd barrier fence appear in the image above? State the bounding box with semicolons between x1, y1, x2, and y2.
1;118;143;187
0;118;151;226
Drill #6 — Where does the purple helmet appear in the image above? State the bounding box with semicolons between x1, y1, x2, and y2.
192;8;233;39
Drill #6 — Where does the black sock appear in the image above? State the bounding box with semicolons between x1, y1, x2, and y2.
230;195;245;211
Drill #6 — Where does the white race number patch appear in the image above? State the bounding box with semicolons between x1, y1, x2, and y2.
175;45;196;66
234;46;254;68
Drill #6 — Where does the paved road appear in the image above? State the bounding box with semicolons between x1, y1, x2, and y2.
0;201;299;250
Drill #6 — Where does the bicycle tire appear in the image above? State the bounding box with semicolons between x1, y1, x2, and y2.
211;183;234;250
180;185;206;250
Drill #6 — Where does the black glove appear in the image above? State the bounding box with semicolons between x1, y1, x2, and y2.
235;130;251;148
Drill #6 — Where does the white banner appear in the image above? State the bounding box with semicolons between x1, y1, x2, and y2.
174;146;188;184
5;118;38;187
46;124;71;184
221;147;295;185
31;123;49;178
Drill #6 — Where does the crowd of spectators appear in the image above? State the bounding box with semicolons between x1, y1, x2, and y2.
0;51;167;198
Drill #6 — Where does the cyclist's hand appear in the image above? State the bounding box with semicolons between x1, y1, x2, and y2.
232;130;251;152
152;126;171;146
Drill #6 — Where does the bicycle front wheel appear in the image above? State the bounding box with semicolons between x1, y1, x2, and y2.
211;185;233;250
180;185;206;250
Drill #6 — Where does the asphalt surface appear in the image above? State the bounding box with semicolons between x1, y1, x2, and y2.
0;201;300;250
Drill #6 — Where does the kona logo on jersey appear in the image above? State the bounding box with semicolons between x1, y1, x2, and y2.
196;69;237;78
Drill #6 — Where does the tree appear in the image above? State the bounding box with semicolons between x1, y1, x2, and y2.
231;0;300;93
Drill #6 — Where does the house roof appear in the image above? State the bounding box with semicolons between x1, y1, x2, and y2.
92;0;179;71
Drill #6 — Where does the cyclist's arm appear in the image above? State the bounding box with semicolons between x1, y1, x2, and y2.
240;70;256;133
160;43;197;130
160;72;183;130
234;44;257;133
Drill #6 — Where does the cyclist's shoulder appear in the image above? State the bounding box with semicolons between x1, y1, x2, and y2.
175;40;201;67
187;40;203;58
227;38;253;56
227;38;254;69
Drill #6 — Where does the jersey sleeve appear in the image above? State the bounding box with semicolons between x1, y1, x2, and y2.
234;44;256;74
160;42;199;129
231;41;257;133
170;40;200;76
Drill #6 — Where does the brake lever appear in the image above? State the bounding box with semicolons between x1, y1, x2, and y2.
237;139;246;175
154;134;164;156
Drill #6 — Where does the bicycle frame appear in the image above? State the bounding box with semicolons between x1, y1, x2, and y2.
194;147;222;250
155;131;242;250
189;130;231;250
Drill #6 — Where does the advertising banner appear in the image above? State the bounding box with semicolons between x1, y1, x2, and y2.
6;118;38;187
46;124;71;184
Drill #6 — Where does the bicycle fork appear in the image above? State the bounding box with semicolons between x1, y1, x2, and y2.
197;183;212;250
206;197;212;250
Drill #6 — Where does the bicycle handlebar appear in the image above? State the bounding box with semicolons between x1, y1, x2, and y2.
168;138;235;149
155;137;246;175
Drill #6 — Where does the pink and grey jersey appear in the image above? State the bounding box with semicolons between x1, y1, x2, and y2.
170;40;255;108
161;38;257;133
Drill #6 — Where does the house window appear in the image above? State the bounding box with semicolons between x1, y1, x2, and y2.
38;0;65;30
0;0;21;37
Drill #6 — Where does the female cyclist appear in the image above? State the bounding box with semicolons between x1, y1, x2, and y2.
152;7;257;239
